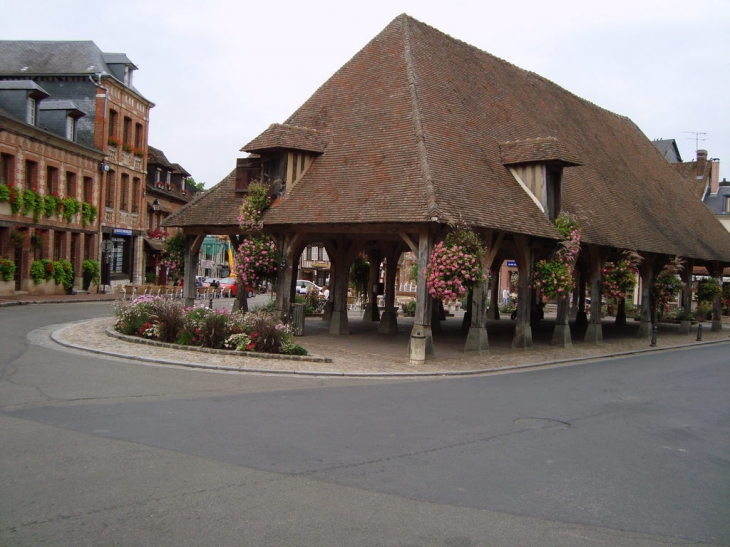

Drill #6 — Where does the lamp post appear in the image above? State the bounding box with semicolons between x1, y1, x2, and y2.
101;239;114;293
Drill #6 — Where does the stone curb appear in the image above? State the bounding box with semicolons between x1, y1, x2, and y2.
48;319;730;379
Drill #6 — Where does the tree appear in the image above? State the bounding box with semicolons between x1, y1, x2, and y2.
186;177;205;191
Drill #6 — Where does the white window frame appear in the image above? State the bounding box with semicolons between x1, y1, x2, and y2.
26;97;36;125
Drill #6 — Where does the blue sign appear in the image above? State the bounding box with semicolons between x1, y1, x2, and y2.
113;228;133;236
507;260;517;267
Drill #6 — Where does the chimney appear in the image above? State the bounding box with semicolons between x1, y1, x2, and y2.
697;149;708;162
710;158;720;195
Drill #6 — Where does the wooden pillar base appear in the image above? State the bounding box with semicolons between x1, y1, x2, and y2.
551;324;572;348
712;318;723;332
378;309;398;335
512;324;533;349
329;310;350;335
464;327;489;354
584;322;603;343
637;320;652;339
362;301;380;322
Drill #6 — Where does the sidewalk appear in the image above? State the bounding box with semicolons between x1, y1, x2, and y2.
5;291;729;377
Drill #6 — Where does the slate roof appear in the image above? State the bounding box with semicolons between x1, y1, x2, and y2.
653;139;682;163
0;41;148;100
167;14;730;263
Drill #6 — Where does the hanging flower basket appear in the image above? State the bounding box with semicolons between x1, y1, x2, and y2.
425;230;486;301
234;236;281;288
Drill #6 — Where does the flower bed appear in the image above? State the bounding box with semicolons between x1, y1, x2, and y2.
113;296;307;356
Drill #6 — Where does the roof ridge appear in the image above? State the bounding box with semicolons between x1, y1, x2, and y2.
403;16;442;222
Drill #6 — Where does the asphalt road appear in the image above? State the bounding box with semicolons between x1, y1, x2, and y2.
0;303;728;546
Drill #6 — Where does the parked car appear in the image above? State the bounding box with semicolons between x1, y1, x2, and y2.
216;277;239;297
296;279;321;295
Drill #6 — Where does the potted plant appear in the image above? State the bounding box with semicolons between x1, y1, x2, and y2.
82;259;100;290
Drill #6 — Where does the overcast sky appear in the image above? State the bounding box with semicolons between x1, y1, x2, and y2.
2;0;728;187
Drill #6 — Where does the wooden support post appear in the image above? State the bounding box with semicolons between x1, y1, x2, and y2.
710;261;723;332
409;229;434;363
273;233;304;324
229;234;248;314
183;234;204;307
679;259;694;334
584;245;604;343
362;249;381;322
637;254;654;339
487;262;500;320
378;245;400;334
511;235;533;349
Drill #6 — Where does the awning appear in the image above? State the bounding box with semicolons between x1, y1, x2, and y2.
143;237;165;251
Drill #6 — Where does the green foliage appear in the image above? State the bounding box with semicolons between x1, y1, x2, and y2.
0;256;16;282
30;259;54;284
82;259;101;284
694;301;713;321
62;197;80;222
113;295;158;335
409;263;419;283
652;257;684;312
532;259;572;298
52;259;74;290
161;231;186;281
247;181;271;213
696;277;721;304
113;298;304;355
81;202;98;227
21;188;44;221
44;194;63;218
304;288;321;314
349;253;370;299
1;184;22;214
401;299;417;317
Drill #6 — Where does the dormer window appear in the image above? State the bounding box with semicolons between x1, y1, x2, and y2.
499;137;582;221
27;97;36;125
66;115;76;141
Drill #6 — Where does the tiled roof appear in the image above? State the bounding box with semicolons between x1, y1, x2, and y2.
162;169;244;229
673;159;711;200
168;14;730;262
242;123;325;154
499;137;581;166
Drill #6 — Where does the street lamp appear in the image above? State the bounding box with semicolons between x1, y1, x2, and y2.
101;239;114;293
152;199;160;212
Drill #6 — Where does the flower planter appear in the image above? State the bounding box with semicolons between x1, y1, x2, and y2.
0;201;12;216
0;280;15;296
27;279;65;296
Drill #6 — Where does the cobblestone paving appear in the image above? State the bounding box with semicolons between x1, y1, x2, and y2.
52;312;730;377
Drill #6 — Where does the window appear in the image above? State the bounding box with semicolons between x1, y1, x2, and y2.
725;196;730;213
66;172;77;198
108;109;118;139
134;123;143;149
155;168;161;184
105;170;115;208
46;166;58;195
120;174;129;211
66;115;76;141
54;231;63;261
1;153;15;186
306;246;312;261
25;160;38;191
83;177;93;203
132;177;140;213
123;116;132;146
27;97;36;125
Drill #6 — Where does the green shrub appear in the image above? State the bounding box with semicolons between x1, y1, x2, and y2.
83;259;101;284
694;302;713;322
30;259;54;284
148;298;188;343
696;278;721;304
113;295;159;335
52;259;74;290
401;299;416;317
0;257;16;282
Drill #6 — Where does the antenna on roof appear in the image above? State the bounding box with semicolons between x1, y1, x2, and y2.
683;131;707;152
